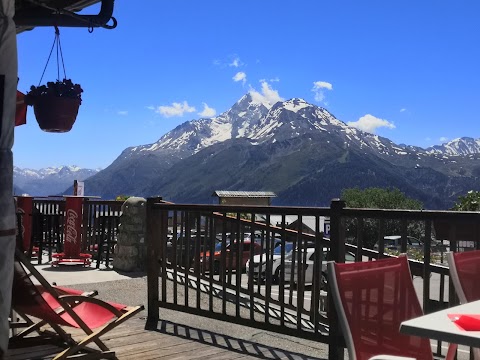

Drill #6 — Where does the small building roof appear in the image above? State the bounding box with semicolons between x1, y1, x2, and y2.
212;191;277;198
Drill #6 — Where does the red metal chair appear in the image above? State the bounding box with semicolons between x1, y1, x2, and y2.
327;255;435;360
447;250;480;359
9;248;144;359
447;250;480;304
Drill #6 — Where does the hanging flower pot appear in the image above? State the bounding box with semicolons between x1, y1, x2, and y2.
24;27;83;133
25;79;83;133
33;95;81;133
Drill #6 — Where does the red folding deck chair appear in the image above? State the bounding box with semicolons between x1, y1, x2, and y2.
447;250;480;359
327;255;444;360
9;248;144;359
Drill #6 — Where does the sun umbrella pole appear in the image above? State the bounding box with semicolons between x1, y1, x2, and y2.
0;0;18;355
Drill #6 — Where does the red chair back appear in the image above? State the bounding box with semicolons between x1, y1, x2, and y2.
329;256;433;360
12;256;127;329
448;250;480;303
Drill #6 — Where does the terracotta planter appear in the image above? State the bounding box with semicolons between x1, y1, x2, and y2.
33;95;81;133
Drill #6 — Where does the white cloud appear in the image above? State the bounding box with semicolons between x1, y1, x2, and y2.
117;110;128;116
229;56;242;67
198;103;216;117
249;80;284;108
313;81;333;90
145;105;155;110
213;55;244;68
400;108;407;112
233;72;247;85
312;81;333;103
439;136;448;142
347;114;396;134
156;101;196;118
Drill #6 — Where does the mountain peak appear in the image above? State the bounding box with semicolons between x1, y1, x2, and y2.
230;92;270;113
248;90;283;109
281;98;312;113
427;137;480;156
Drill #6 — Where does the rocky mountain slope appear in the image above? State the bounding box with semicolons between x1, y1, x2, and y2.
80;94;480;209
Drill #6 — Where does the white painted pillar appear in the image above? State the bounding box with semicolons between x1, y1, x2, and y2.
0;0;17;356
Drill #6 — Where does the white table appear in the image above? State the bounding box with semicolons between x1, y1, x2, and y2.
400;300;480;348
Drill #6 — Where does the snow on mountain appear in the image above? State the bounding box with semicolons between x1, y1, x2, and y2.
126;94;453;163
129;93;270;155
426;137;480;156
14;165;97;178
81;92;480;208
13;165;100;196
89;93;480;175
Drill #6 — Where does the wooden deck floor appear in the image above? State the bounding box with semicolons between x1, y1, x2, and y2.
7;318;326;360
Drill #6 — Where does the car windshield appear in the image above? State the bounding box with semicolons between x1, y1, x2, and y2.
385;239;398;247
273;242;293;255
408;237;422;247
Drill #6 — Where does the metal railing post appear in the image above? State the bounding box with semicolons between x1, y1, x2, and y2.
328;198;346;360
146;196;162;328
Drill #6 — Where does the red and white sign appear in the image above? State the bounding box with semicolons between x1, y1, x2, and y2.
63;196;82;258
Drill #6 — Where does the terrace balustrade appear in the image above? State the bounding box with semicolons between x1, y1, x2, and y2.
17;197;122;268
16;195;480;359
145;198;480;360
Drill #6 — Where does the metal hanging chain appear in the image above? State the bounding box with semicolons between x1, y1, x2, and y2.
56;27;67;80
38;26;67;86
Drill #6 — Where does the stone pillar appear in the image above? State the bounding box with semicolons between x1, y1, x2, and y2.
113;197;146;272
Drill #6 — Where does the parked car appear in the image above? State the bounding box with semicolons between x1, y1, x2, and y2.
283;247;355;290
166;231;211;268
374;235;423;252
198;240;262;274
246;242;294;284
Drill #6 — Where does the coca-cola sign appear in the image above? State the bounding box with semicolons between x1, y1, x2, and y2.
65;208;78;244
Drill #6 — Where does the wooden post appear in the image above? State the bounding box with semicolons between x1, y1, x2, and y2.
16;196;33;252
328;198;346;360
146;196;162;328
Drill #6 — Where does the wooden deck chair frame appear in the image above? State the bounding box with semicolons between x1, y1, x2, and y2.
327;255;455;360
446;250;480;360
10;247;144;360
10;286;98;337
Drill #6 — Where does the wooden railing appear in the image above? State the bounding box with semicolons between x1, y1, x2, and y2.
20;195;480;358
25;198;123;267
145;198;480;360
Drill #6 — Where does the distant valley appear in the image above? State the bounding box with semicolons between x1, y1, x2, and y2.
15;94;480;209
13;166;100;197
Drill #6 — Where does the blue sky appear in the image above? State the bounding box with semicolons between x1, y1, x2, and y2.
14;1;480;169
